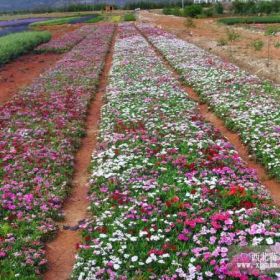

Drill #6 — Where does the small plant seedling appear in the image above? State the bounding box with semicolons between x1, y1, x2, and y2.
217;38;228;46
251;39;264;51
226;29;240;42
184;17;196;28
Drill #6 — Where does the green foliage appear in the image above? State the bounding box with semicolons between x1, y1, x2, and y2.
231;0;280;15
123;13;136;21
0;31;51;65
265;26;280;35
217;37;228;46
183;4;203;18
163;7;182;16
86;15;104;23
274;41;280;48
251;39;264;51
30;16;80;26
219;16;280;25
226;29;240;42
214;3;224;14
124;1;182;10
203;7;214;17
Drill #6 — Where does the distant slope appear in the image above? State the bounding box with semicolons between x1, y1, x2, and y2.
0;0;66;12
0;0;172;12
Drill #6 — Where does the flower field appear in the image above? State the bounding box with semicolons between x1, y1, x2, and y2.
72;24;280;280
137;24;280;181
0;23;115;279
35;25;90;53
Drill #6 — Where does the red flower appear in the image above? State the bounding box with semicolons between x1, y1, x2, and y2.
229;185;246;196
239;201;255;209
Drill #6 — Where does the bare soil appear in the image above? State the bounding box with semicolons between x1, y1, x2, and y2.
138;11;280;84
0;53;61;105
137;25;280;206
43;29;116;280
0;24;82;106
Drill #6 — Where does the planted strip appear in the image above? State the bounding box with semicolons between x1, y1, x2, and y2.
30;16;81;27
72;24;280;280
0;23;115;279
0;31;51;65
35;25;91;53
218;16;280;25
138;24;280;180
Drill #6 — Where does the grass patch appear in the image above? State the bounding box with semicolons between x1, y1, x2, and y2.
0;31;51;65
30;16;81;26
123;13;136;21
218;16;280;25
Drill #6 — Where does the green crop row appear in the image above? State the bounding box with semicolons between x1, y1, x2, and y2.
0;31;51;65
218;16;280;25
30;16;80;26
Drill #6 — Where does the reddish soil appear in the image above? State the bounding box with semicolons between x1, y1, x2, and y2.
138;11;280;84
43;30;116;280
137;25;280;207
37;24;82;39
0;24;85;106
0;53;61;105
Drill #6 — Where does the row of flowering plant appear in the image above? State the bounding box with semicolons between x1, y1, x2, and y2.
72;24;280;280
35;25;92;53
137;24;280;181
0;23;115;279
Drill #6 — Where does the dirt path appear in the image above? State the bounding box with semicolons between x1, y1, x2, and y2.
43;30;116;280
0;53;61;105
138;11;280;84
136;25;280;207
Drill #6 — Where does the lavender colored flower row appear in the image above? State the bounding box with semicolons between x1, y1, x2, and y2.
0;23;115;279
72;24;280;280
35;25;91;53
0;18;49;27
137;24;280;180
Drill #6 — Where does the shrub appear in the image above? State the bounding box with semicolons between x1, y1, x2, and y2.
226;29;240;42
274;41;280;48
217;38;228;46
183;4;203;18
203;7;214;17
123;13;136;21
252;39;264;51
0;31;51;65
215;3;224;14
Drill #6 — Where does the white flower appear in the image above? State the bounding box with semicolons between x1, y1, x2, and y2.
146;257;153;264
113;263;120;270
131;256;138;262
266;237;274;245
205;271;213;277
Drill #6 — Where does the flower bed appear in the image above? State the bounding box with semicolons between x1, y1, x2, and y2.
137;24;280;180
0;23;115;279
35;25;91;53
72;23;280;280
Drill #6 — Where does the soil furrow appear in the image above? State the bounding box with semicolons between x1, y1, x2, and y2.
43;29;116;280
136;24;280;207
